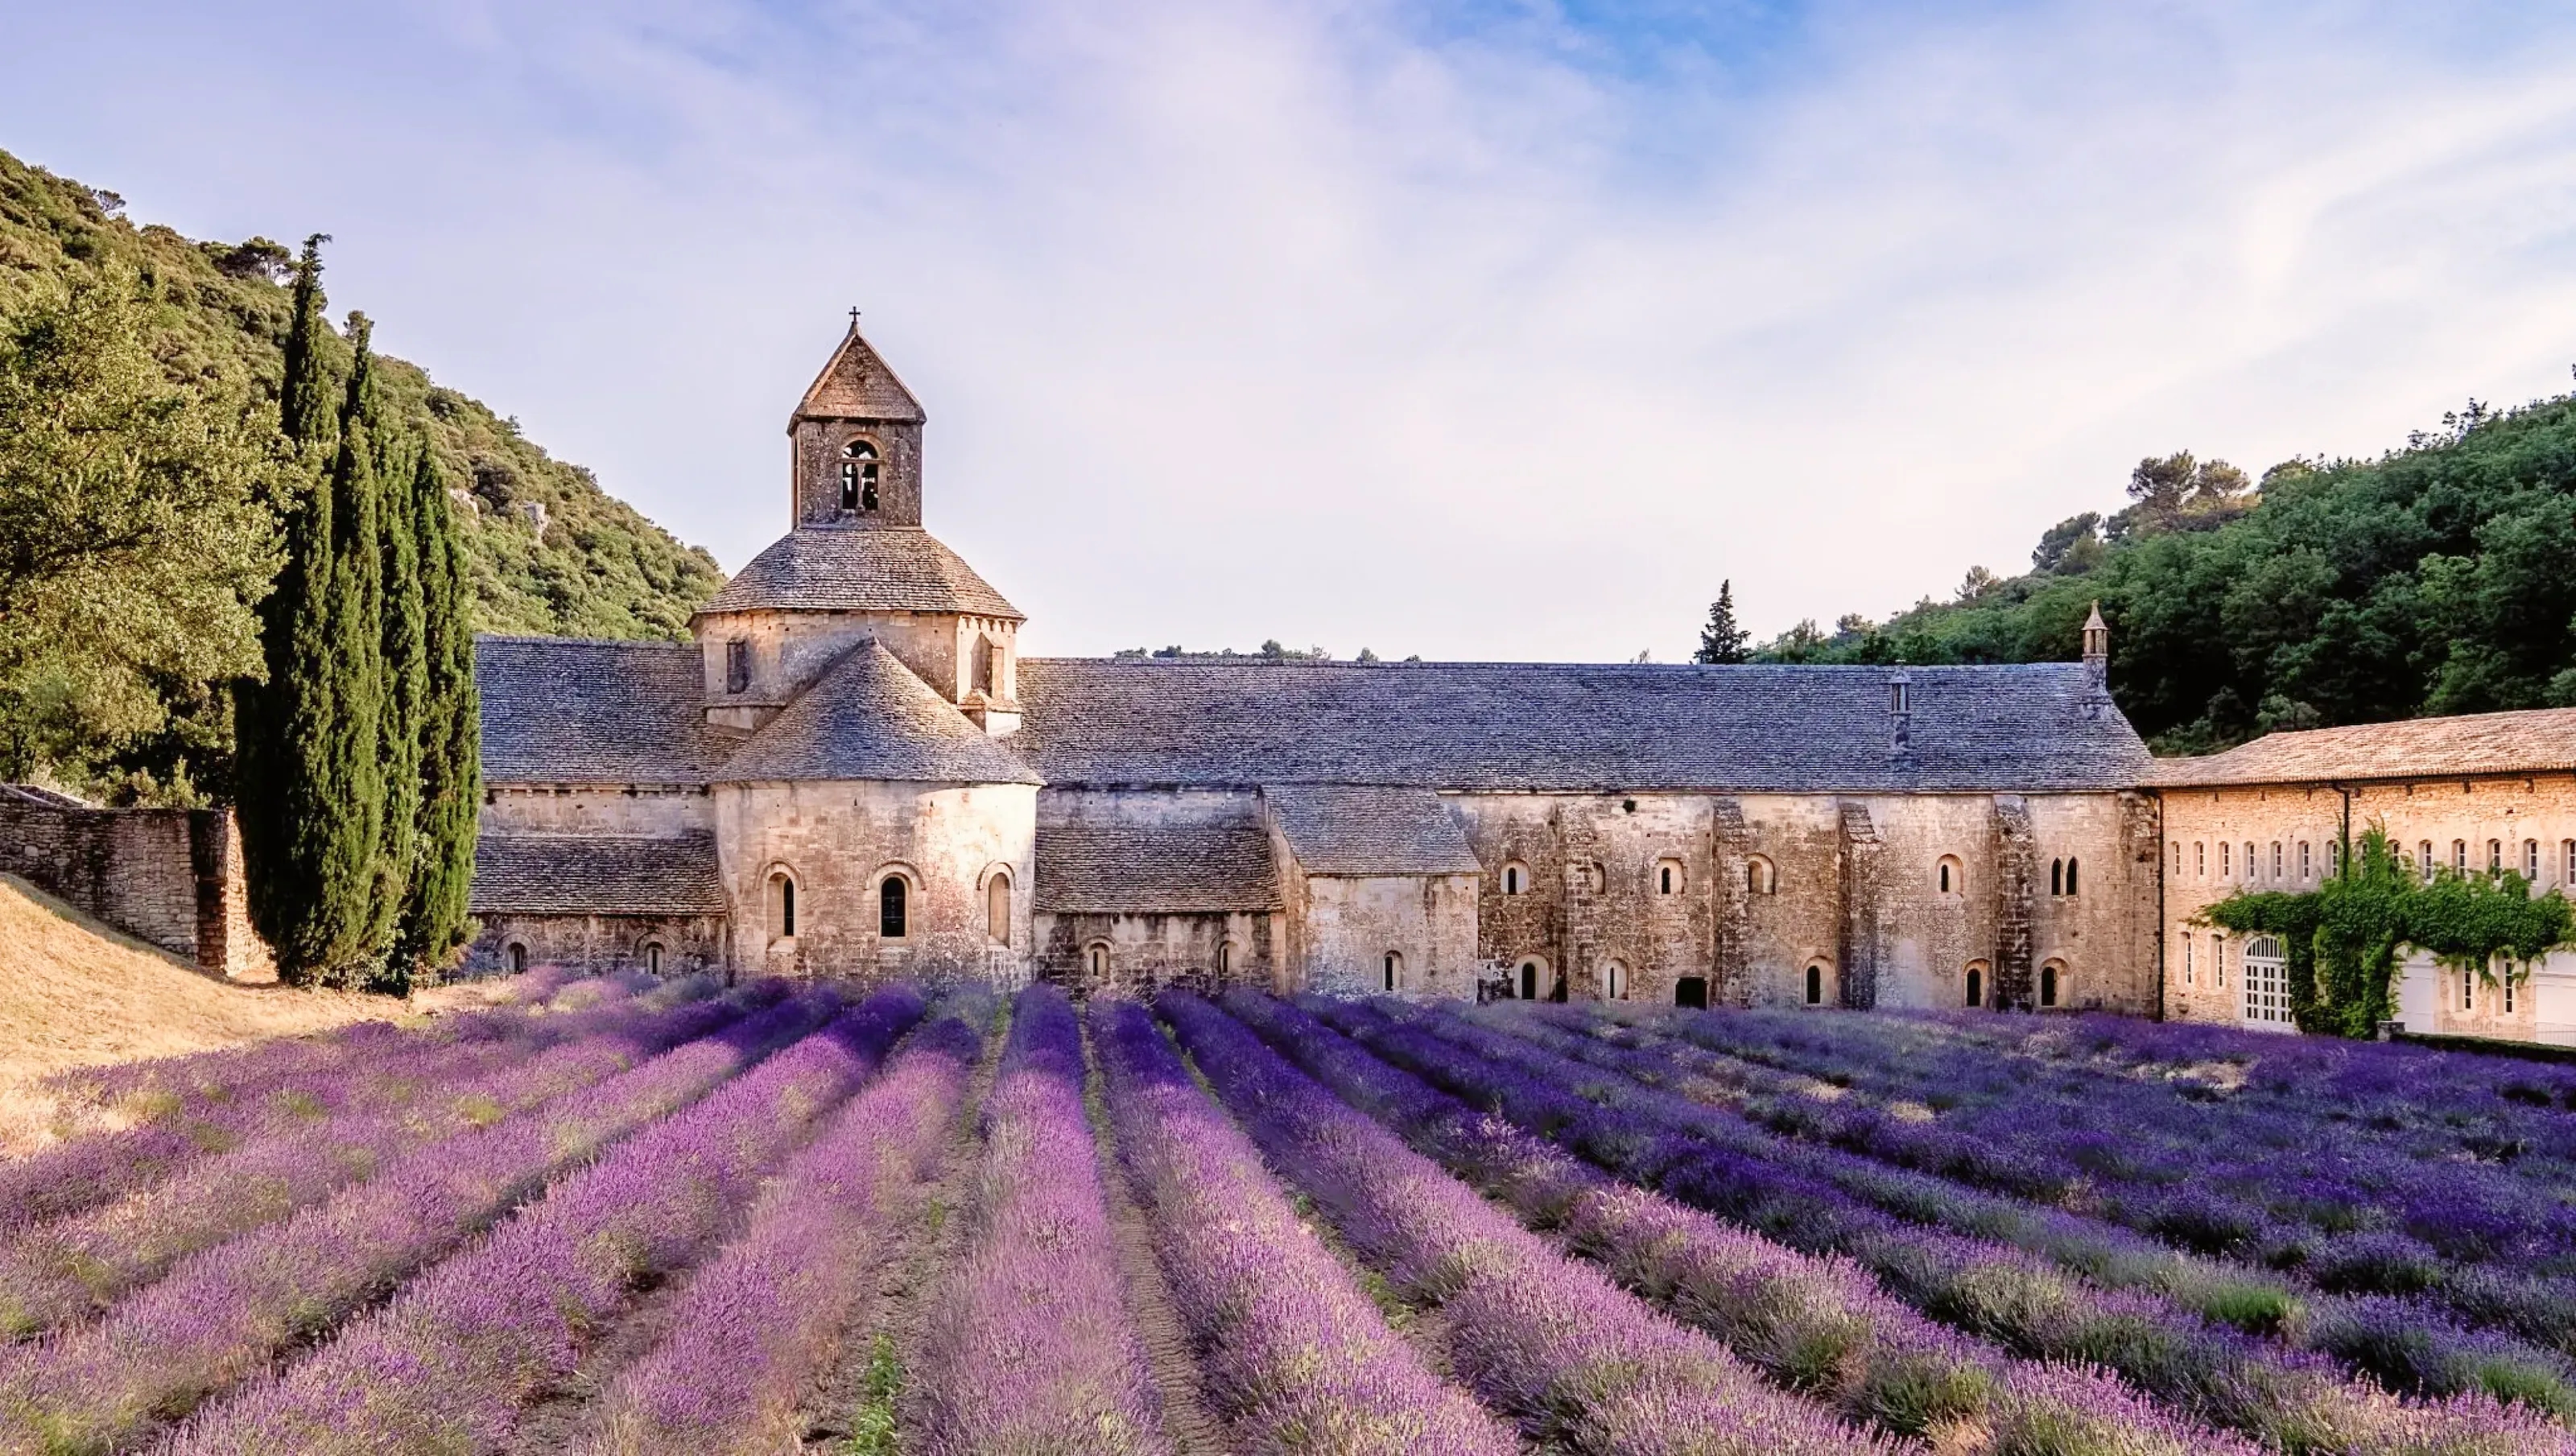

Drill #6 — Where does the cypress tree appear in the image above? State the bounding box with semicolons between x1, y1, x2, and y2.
396;445;480;975
1695;580;1751;664
300;314;389;983
237;238;342;977
368;421;427;995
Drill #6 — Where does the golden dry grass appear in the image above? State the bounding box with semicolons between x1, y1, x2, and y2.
0;874;504;1154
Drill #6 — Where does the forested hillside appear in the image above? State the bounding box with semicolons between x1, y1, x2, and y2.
0;148;723;802
1752;391;2576;754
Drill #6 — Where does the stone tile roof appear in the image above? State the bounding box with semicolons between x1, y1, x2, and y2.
470;832;729;915
476;637;726;786
795;326;924;423
1034;819;1281;914
716;639;1042;786
1265;785;1481;876
1012;659;2150;793
698;528;1022;620
2145;707;2576;788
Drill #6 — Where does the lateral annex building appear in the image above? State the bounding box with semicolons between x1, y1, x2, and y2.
464;325;2576;1041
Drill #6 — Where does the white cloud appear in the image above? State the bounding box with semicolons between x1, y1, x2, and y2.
7;0;2576;658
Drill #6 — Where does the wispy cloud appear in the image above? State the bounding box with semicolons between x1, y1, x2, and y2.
8;1;2576;658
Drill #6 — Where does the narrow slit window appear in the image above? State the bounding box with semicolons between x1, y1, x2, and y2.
879;876;907;939
2065;857;2079;896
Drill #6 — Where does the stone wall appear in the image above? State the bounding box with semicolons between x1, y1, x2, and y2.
1289;873;1482;999
0;786;271;977
2160;773;2576;1037
693;609;1018;732
467;913;725;978
481;784;713;838
793;417;923;527
1443;788;2155;1016
1032;910;1278;997
715;778;1035;985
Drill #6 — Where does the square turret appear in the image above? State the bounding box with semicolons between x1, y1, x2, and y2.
790;320;926;529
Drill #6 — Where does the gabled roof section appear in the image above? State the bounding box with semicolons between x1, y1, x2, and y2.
2146;707;2576;788
476;637;725;785
1034;819;1281;914
716;638;1042;786
697;527;1022;620
1012;659;2150;794
794;323;924;425
470;833;729;916
1266;786;1481;876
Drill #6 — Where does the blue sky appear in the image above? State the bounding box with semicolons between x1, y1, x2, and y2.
8;2;2576;660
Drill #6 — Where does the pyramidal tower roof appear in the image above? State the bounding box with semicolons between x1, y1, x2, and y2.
793;318;924;426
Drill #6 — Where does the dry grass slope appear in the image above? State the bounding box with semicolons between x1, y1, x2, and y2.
0;874;499;1153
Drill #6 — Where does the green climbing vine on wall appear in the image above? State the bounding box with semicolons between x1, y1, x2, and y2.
2202;825;2575;1037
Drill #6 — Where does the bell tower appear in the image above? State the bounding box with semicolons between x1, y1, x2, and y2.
788;315;926;529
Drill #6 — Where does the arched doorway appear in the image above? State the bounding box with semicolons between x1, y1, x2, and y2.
1519;960;1541;1000
1965;960;1986;1008
2242;937;2289;1026
2040;960;2061;1008
1805;963;1826;1005
1674;975;1708;1009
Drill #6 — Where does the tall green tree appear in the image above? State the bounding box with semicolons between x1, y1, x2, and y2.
308;315;390;984
1694;581;1750;664
369;418;427;993
0;266;276;794
396;445;480;976
237;241;346;974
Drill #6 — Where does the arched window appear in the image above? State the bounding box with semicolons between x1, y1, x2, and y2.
2487;839;2504;874
641;941;663;975
1502;861;1529;896
1657;859;1684;896
2421;841;2437;882
1965;962;1985;1008
2171;841;2182;875
1805;963;1827;1006
2524;839;2540;880
2212;931;2227;990
2040;959;2063;1008
2243;936;2287;1024
767;872;798;940
1518;959;1543;1001
839;439;880;512
2194;842;2205;876
2243;843;2254;881
2219;842;2230;877
1674;975;1708;1009
2453;839;2468;873
1603;959;1628;1000
1216;941;1233;978
2183;934;2194;985
986;872;1011;944
2298;841;2311;880
2563;839;2575;886
1087;942;1109;980
2064;856;2079;897
1937;856;1963;896
879;875;909;939
1382;951;1402;992
507;942;527;975
2050;858;2063;897
1746;856;1777;896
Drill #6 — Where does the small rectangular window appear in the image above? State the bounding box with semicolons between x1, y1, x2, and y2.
724;639;749;695
2487;839;2503;873
2525;840;2540;879
2183;934;2194;986
2195;842;2206;876
2220;843;2231;876
2298;841;2310;879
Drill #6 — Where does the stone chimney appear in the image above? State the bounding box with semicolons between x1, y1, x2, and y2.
2082;601;2110;690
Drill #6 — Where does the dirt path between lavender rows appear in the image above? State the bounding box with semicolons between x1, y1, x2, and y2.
1084;1020;1232;1456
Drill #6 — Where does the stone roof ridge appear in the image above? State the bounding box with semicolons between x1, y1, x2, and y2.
1022;655;2099;674
696;526;1022;621
715;636;1042;786
793;322;925;425
473;632;698;649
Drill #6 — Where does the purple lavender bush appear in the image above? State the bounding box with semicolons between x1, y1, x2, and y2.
163;987;933;1456
1090;998;1517;1456
1222;990;2261;1454
575;996;990;1455
1155;993;1889;1455
0;986;837;1454
908;984;1166;1454
0;980;743;1337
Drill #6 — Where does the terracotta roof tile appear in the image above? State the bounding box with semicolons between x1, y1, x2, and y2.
2147;707;2576;787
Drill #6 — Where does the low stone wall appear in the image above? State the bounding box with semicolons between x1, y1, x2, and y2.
0;786;271;978
466;912;726;980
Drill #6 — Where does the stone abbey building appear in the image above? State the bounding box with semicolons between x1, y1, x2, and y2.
464;324;2168;1013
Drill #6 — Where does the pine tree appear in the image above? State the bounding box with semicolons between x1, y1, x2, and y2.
396;445;480;976
1695;580;1750;664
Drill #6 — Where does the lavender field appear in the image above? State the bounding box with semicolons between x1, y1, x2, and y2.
0;971;2570;1454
